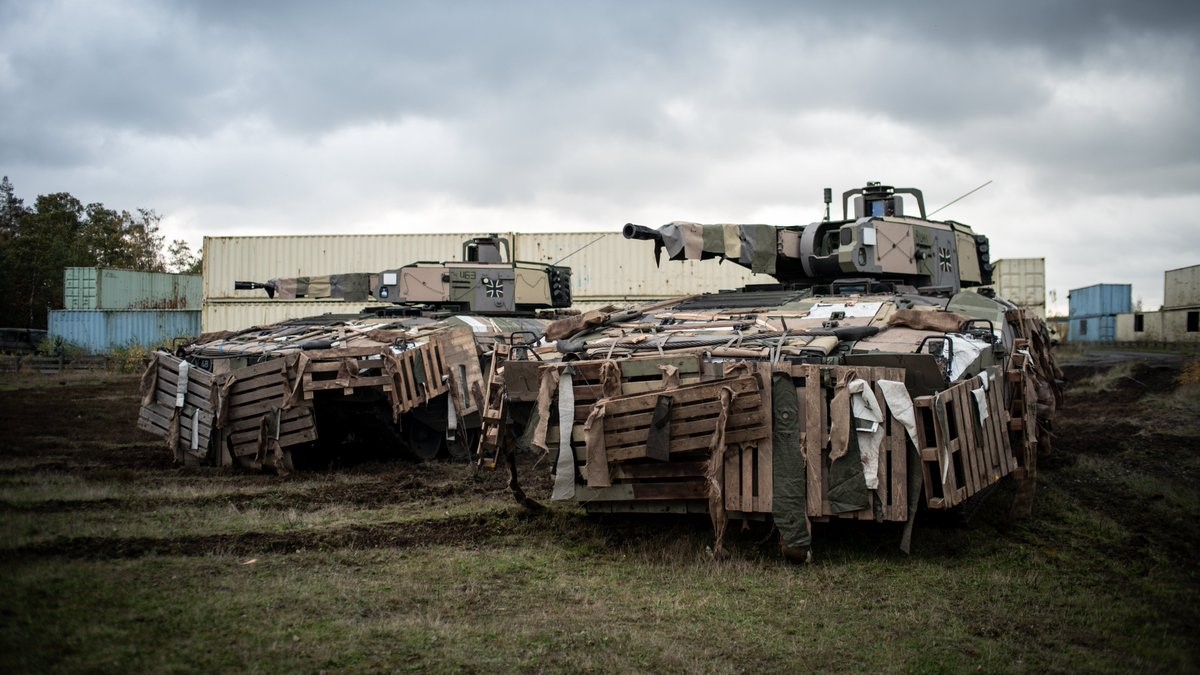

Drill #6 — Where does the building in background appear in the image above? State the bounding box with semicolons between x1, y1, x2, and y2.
1068;284;1132;343
1116;264;1200;344
49;268;202;352
200;232;771;332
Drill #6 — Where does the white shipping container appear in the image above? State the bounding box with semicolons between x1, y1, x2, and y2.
203;233;495;300
512;232;770;299
1164;264;1200;309
991;258;1046;312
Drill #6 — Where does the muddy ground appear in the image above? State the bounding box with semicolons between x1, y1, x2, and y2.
0;351;1197;672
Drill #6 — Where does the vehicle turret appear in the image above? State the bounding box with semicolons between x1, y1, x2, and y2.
623;181;992;294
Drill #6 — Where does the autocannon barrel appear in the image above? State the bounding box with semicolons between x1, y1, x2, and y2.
234;280;276;298
622;223;663;242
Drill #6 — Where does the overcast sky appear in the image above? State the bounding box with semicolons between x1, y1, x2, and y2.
3;0;1198;312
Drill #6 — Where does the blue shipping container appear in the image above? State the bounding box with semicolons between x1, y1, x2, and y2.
1069;315;1118;343
48;310;201;354
1068;284;1132;319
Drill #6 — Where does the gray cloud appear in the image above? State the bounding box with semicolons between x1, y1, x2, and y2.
1;0;1197;309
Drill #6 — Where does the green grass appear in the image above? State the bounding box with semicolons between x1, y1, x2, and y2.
0;371;1197;673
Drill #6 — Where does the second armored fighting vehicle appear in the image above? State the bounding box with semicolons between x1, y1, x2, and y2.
138;236;572;471
480;182;1062;560
234;235;573;314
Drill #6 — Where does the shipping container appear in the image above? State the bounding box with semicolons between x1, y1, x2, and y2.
202;299;393;333
204;232;771;304
1070;315;1118;343
990;258;1046;315
511;232;769;300
48;310;201;353
1068;284;1132;319
64;267;202;310
1164;264;1200;309
203;234;494;300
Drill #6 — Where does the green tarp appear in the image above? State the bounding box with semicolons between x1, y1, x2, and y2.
771;373;810;549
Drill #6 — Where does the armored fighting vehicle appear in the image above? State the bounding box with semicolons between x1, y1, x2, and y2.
234;235;573;314
137;236;571;472
480;182;1062;561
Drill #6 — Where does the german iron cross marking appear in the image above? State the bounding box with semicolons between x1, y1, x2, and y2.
482;276;503;298
937;247;953;272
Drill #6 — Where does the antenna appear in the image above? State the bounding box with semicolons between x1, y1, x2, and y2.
928;180;992;218
822;188;832;222
551;234;608;266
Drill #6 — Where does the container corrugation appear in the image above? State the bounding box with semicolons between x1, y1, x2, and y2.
48;310;201;353
511;232;769;297
203;234;494;300
1068;284;1132;319
202;300;393;333
991;258;1045;309
64;268;202;310
1164;264;1200;309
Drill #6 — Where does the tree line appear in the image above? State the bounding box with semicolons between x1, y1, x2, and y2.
0;176;201;329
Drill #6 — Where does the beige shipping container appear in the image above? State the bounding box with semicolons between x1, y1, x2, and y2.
1164;264;1200;309
202;299;393;333
511;232;770;302
204;231;773;307
991;258;1046;318
203;233;495;300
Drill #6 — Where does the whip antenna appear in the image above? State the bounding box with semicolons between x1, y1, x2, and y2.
928;180;992;218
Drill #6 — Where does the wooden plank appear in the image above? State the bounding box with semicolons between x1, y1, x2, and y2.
153;372;214;404
991;376;1014;475
576;392;758;427
752;363;773;512
954;383;981;496
741;439;754;512
137;405;173;435
154;356;215;386
151;387;214;412
305;374;393;392
603;409;767;450
971;374;994;481
596;376;760;416
981;371;1004;480
225;394;294;421
226;381;287;408
932;396;957;508
584;425;770;463
226;357;291;381
600;396;760;432
972;376;996;487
